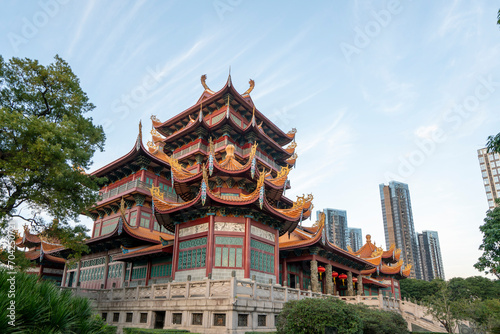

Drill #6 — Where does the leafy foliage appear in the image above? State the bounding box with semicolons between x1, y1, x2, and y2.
401;277;500;333
0;55;105;226
487;133;500;154
0;268;111;333
276;297;408;334
467;299;500;333
354;303;409;334
422;281;466;333
474;202;500;279
0;55;106;257
399;278;442;302
448;276;500;301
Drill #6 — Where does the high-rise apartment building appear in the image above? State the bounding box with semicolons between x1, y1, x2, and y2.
418;230;445;281
379;181;422;279
347;227;363;252
478;148;500;210
317;209;348;250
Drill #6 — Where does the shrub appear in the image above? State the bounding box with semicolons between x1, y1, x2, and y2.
0;268;111;333
354;304;409;334
276;298;409;334
276;298;362;334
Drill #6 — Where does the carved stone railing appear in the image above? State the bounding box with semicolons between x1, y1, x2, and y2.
340;294;400;311
61;278;339;304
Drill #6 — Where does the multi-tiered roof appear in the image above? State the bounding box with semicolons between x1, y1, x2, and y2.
147;75;311;235
348;235;412;278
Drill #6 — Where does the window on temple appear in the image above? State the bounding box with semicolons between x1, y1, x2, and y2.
145;177;154;186
102;313;107;321
101;217;119;235
140;212;151;228
113;313;120;322
192;313;203;326
126;313;133;322
177;237;207;270
140;313;148;323
151;256;172;278
159;181;175;194
213;313;226;326
172;313;182;324
238;314;248;327
125;263;131;280
153;219;163;232
93;222;101;237
214;236;243;268
250;239;274;274
131;260;147;280
129;211;137;226
107;262;123;279
258;315;266;326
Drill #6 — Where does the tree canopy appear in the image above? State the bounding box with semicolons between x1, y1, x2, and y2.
474;202;500;279
0;55;105;257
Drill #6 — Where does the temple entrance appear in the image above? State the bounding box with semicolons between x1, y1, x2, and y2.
68;272;74;287
289;274;297;288
154;311;165;329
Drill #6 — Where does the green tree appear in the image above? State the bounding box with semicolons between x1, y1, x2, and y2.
423;280;466;334
487;133;500;154
0;55;105;257
467;299;500;334
448;276;500;301
399;278;442;302
474;203;500;279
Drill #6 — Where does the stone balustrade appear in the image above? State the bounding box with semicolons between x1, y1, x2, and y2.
61;277;336;304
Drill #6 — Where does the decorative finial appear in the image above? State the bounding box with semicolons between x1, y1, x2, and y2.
227;68;232;87
201;74;214;93
366;234;371;243
243;79;255;95
136;120;142;150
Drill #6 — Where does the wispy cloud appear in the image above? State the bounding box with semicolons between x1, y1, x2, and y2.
66;0;97;57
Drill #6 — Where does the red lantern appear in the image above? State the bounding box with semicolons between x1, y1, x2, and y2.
318;266;325;280
332;271;338;284
352;277;358;287
339;273;348;285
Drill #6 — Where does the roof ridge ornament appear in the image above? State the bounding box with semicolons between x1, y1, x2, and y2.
136;120;142;151
243;79;255;96
201;74;214;93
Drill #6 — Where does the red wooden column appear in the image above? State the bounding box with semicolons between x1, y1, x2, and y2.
299;264;304;290
281;258;288;286
145;259;152;286
243;216;252;278
171;223;180;280
274;229;279;285
206;214;215;277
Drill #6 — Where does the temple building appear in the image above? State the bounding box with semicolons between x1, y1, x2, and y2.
19;75;420;332
347;234;412;300
15;226;65;284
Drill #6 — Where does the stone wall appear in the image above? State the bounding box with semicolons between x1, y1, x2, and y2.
250;270;276;284
174;268;206;282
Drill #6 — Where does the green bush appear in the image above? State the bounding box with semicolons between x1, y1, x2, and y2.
354;304;409;334
0;268;111;333
276;298;409;334
276;298;362;334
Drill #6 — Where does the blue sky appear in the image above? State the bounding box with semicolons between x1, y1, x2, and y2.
2;0;499;279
